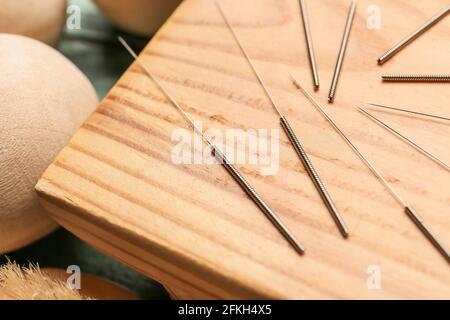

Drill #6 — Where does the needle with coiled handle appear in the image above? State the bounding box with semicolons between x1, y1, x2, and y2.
216;1;349;238
119;36;305;255
290;74;450;264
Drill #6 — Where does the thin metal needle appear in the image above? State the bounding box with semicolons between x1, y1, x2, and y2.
368;103;450;121
328;0;357;103
377;5;450;65
299;0;320;90
216;2;349;238
215;2;282;117
290;74;450;264
358;108;450;172
290;74;406;206
119;36;305;255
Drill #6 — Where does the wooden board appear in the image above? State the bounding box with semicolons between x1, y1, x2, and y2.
36;0;450;299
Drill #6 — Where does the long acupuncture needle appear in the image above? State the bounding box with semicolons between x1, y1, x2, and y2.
328;0;357;103
377;5;450;65
118;36;305;255
290;74;450;264
368;103;450;122
358;108;450;172
299;0;320;90
216;2;349;238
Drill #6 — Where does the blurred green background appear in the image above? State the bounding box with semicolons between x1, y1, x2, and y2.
0;0;170;300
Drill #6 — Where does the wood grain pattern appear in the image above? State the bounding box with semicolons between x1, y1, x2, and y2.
36;0;450;299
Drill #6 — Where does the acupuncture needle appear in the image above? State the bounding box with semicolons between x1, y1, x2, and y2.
290;74;450;264
299;0;320;90
118;36;305;255
216;2;349;238
368;103;450;122
359;107;450;172
377;4;450;65
328;0;357;103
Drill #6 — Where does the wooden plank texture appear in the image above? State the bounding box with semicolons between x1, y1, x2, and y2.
36;0;450;299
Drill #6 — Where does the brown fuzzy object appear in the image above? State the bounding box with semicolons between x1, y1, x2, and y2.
0;261;88;300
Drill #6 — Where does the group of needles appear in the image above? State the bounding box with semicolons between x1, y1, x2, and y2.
119;0;450;264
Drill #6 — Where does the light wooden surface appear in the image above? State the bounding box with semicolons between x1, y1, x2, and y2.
36;0;450;299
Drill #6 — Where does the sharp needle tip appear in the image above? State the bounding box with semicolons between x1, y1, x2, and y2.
290;74;310;95
288;72;297;83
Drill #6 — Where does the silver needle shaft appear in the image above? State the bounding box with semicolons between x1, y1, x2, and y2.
299;0;320;90
216;2;349;238
215;2;282;117
291;74;450;264
328;0;357;103
290;74;406;207
368;103;450;121
359;108;450;172
377;5;450;65
119;36;305;255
